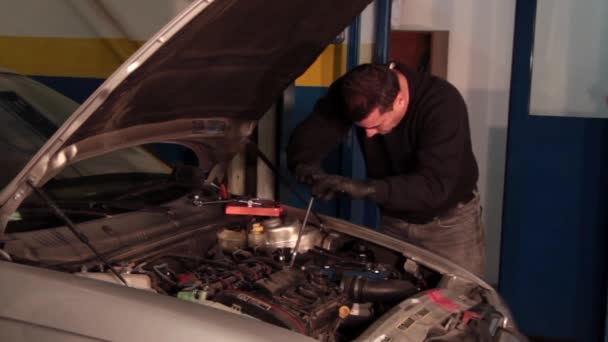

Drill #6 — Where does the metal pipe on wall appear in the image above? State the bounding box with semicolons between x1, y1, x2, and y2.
341;1;393;228
374;0;392;63
339;16;364;223
340;0;393;227
347;16;361;70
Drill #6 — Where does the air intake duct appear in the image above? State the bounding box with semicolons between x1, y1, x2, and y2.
341;276;419;303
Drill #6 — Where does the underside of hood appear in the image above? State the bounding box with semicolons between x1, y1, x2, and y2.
0;0;373;228
70;0;372;143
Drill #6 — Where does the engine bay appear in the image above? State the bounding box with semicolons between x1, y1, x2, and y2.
0;172;511;342
61;212;499;341
72;214;424;340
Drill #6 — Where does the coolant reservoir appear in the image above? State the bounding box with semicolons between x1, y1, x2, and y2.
217;228;247;252
75;272;155;291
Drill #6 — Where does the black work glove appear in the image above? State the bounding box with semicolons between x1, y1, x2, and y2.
294;163;326;184
312;175;378;200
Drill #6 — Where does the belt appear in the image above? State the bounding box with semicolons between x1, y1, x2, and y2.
436;190;477;221
384;190;477;225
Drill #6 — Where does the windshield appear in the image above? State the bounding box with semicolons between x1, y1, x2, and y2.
0;72;171;190
0;73;190;233
5;143;197;233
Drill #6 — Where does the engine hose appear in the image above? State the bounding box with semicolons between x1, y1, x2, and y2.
341;276;419;303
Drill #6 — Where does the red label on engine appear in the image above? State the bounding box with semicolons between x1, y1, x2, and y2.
427;290;461;312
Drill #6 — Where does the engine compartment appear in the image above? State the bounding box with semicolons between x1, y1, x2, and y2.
71;214;441;341
1;199;514;341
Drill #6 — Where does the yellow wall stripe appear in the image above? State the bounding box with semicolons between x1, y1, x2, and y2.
295;43;348;87
0;36;348;87
0;36;141;78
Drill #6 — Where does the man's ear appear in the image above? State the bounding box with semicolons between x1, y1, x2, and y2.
394;93;405;110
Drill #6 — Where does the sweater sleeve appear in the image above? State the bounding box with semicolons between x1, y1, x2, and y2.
371;83;470;211
286;84;352;171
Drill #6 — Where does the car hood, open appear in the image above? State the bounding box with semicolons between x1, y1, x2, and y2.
0;0;372;230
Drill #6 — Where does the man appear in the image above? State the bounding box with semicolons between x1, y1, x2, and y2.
286;62;485;277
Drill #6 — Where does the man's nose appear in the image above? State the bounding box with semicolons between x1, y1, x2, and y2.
366;129;377;138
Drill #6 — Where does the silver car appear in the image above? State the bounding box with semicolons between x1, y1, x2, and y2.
0;1;525;341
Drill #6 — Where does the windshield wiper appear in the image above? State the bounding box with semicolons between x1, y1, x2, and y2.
17;198;171;221
27;180;128;286
18;206;110;218
105;165;211;202
55;199;171;214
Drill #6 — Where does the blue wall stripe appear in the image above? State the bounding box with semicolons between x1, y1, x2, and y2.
501;1;608;340
30;76;104;104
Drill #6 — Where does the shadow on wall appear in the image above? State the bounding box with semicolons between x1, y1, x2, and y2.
466;88;509;285
467;0;514;285
485;126;507;286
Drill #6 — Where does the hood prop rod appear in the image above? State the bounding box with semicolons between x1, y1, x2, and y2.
27;180;128;286
247;141;324;226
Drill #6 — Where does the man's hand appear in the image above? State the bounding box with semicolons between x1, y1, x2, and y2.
312;175;377;200
294;163;326;184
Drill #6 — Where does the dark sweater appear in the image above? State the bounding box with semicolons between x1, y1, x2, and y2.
287;63;479;223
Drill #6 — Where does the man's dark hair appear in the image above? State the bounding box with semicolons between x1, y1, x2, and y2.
339;63;400;122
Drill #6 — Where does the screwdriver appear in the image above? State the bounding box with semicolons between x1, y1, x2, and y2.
289;196;315;268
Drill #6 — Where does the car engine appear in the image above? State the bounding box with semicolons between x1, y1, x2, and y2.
72;214;431;341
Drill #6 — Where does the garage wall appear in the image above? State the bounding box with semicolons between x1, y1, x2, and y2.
391;0;516;285
0;0;185;102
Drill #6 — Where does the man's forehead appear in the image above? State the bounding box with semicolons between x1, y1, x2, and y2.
356;108;383;127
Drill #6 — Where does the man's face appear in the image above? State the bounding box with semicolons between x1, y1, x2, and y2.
356;107;397;138
356;95;406;138
354;70;409;138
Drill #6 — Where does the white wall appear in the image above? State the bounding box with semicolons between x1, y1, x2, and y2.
0;0;185;78
359;2;377;63
0;0;179;40
392;0;516;284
